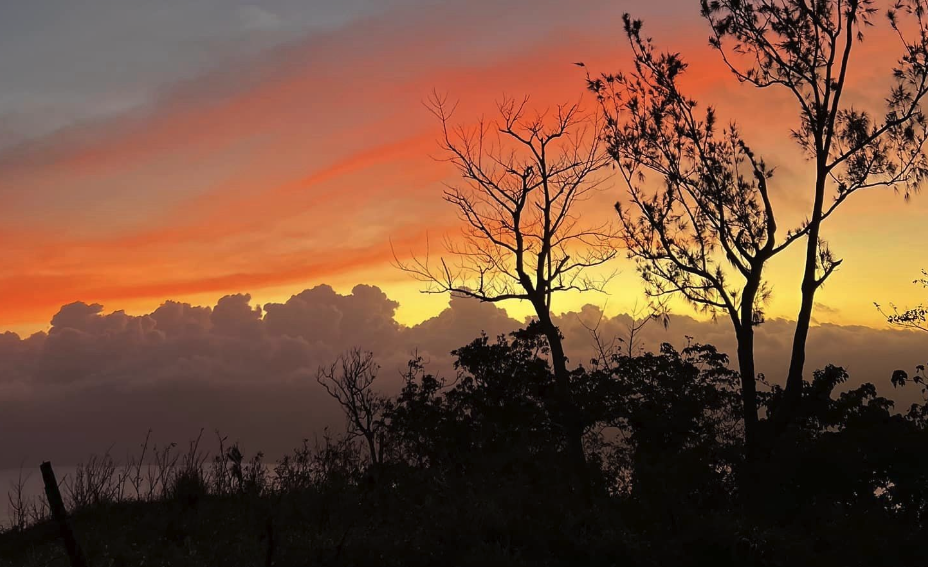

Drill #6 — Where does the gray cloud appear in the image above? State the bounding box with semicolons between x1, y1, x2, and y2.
0;0;620;154
1;285;925;469
0;285;519;468
0;0;420;147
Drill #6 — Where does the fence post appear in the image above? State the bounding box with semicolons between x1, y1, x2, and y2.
40;461;88;567
265;515;275;567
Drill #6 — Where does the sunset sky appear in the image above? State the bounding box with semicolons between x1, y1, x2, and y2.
2;0;927;336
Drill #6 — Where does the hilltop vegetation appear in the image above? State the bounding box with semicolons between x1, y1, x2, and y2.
3;324;927;566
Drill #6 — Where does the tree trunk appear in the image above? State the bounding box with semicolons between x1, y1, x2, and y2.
365;433;379;467
734;323;764;513
778;281;815;433
534;304;588;491
777;172;827;435
735;326;759;461
735;272;762;462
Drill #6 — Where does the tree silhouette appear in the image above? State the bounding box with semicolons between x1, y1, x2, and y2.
316;349;388;467
877;268;928;332
702;0;928;434
595;0;928;445
395;92;617;482
590;16;791;458
598;341;743;520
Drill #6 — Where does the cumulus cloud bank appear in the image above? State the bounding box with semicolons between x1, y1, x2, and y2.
1;284;924;468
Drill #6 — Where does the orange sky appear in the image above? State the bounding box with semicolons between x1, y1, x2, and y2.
2;0;927;336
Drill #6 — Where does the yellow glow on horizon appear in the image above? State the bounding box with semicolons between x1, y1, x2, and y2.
2;9;927;338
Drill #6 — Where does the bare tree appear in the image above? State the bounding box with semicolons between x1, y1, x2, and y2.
622;300;668;358
395;92;618;478
702;0;928;433
317;349;388;466
6;465;33;532
877;269;928;332
579;299;667;368
580;310;623;369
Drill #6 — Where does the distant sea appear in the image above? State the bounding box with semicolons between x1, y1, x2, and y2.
0;466;68;529
1;465;149;529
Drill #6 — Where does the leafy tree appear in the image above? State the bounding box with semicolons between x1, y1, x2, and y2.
590;16;788;457
703;0;928;434
597;342;743;521
758;364;928;528
386;325;563;479
594;1;928;449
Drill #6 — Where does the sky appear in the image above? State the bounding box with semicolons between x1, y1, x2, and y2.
2;0;923;337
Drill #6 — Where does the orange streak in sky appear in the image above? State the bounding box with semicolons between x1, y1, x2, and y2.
104;133;437;249
0;226;447;327
2;7;918;334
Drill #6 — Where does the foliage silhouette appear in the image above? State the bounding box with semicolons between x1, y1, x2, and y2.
590;16;786;459
877;268;928;332
592;3;928;456
6;327;928;566
702;0;928;435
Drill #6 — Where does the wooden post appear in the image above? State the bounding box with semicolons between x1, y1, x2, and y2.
40;461;88;567
265;515;275;567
